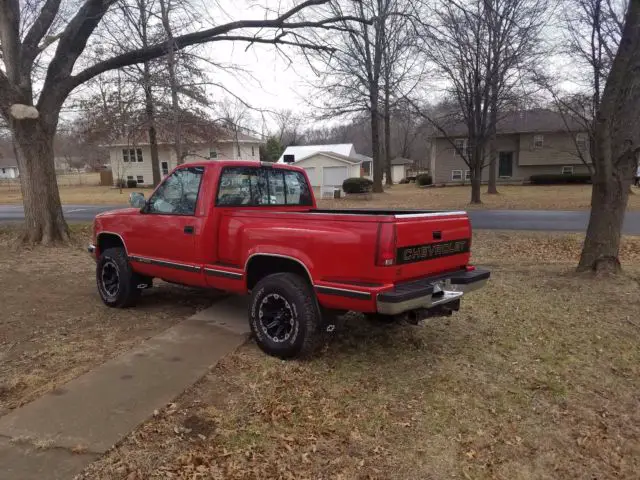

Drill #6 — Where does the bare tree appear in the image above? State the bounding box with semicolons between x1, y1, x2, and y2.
307;0;416;193
414;0;548;203
544;0;626;172
217;97;253;159
575;0;640;273
0;0;359;244
381;3;421;185
274;109;305;146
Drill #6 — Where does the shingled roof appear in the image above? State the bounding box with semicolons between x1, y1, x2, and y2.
433;109;587;137
108;111;263;146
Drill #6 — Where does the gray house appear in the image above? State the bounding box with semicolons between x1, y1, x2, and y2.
430;109;590;184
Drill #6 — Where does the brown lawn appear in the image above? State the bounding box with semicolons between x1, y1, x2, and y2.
0;225;219;415
1;183;639;210
75;232;640;480
319;183;640;211
0;183;155;205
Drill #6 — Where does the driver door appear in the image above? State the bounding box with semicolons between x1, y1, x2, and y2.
127;166;206;286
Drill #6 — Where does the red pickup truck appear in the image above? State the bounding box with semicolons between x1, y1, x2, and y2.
90;161;489;358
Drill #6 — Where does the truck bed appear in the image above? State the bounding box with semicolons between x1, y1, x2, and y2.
309;209;466;216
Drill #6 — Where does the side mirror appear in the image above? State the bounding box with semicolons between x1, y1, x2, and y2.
129;192;146;209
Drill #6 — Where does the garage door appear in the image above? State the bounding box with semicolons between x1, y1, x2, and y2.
303;167;318;186
322;166;349;187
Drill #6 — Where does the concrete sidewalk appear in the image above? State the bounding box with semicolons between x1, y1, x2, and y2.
0;296;250;479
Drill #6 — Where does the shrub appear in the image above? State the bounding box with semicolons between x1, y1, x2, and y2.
399;178;409;184
529;173;591;185
126;179;138;188
342;177;373;194
416;173;433;186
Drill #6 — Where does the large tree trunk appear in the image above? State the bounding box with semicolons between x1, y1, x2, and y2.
159;0;183;165
578;172;630;273
469;145;483;204
487;102;498;194
384;90;392;186
12;119;69;244
371;107;384;193
578;0;640;273
143;62;162;186
487;154;498;193
470;166;482;204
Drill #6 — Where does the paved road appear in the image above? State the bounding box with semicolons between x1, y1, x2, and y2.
1;203;639;234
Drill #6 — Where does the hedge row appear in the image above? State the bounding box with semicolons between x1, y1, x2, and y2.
529;174;592;185
416;173;433;186
116;179;139;188
342;177;374;194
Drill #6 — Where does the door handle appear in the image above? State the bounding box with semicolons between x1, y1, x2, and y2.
184;225;195;235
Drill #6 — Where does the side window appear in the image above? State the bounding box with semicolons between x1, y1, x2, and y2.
216;167;312;206
284;170;312;205
217;167;259;206
267;170;286;204
148;166;204;215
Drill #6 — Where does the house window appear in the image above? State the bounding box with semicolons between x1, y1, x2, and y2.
454;139;466;157
561;166;574;175
122;148;143;162
127;175;134;180
576;133;587;150
533;135;544;149
283;154;295;163
161;161;169;176
137;175;144;184
209;149;218;159
362;161;371;176
465;170;471;181
1;168;5;174
451;170;463;181
251;146;255;157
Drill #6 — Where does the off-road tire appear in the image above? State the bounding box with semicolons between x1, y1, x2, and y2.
97;247;141;308
249;273;323;359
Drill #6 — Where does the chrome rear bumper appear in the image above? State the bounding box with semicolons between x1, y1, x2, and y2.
376;268;490;315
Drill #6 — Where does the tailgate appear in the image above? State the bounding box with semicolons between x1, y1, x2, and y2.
394;213;471;277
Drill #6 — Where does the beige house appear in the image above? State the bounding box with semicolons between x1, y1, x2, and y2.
430;109;591;184
108;127;263;186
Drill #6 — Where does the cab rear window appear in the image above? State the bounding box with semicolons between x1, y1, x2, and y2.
216;167;313;206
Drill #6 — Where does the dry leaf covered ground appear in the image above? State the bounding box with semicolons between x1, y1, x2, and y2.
76;231;640;480
1;183;639;210
0;225;218;415
319;183;640;211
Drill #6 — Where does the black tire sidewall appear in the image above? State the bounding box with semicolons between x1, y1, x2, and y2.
249;274;319;359
97;247;138;308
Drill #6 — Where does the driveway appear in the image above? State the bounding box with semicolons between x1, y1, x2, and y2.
1;204;639;234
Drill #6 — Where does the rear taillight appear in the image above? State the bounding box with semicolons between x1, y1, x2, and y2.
376;223;397;266
466;265;476;272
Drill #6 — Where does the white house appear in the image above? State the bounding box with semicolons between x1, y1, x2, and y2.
278;144;372;192
107;127;264;186
0;158;19;179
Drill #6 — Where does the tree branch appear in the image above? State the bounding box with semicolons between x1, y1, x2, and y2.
0;0;22;84
67;4;360;95
20;0;62;78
